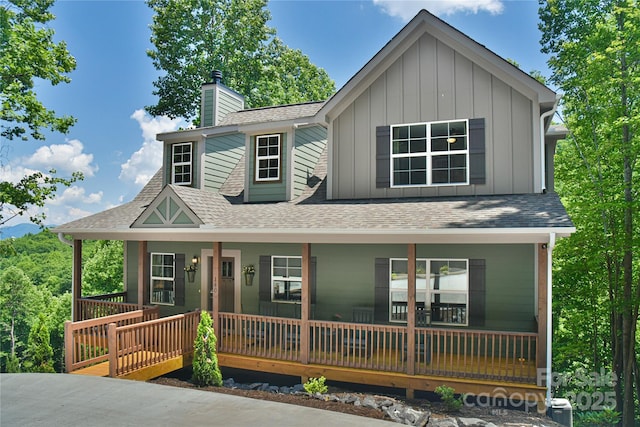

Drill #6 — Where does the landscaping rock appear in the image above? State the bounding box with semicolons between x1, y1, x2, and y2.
457;418;497;427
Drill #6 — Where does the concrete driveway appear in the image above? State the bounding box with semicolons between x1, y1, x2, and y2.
1;374;395;426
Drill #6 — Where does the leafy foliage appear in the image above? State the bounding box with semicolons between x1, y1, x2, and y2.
82;240;124;296
575;408;621;427
539;0;640;424
192;311;222;386
303;376;328;394
145;0;335;121
23;313;55;373
1;0;82;229
0;0;77;141
435;385;463;412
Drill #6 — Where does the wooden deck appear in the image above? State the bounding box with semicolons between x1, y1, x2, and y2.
65;305;543;402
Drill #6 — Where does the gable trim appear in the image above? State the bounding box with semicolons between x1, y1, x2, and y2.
132;186;203;228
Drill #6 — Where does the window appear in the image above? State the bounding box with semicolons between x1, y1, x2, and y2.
171;142;192;185
255;134;281;182
151;253;175;305
271;256;301;302
391;120;468;187
389;258;468;325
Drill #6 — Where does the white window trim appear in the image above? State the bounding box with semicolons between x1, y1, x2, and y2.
255;134;281;182
389;257;469;326
150;252;175;306
171;142;193;186
271;255;302;304
390;119;469;188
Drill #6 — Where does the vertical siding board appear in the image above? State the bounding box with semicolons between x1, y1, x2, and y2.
402;43;420;124
472;64;493;194
338;105;355;197
419;33;438;120
370;76;387;198
385;60;403;124
511;90;533;193
353;90;371;198
491;77;513;194
436;40;455;120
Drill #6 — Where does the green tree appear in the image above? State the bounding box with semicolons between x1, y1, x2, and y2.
145;0;335;121
82;240;124;296
0;266;40;371
539;0;640;424
192;311;222;386
0;0;82;228
23;313;55;373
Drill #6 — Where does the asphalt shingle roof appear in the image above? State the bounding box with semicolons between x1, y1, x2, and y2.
218;102;324;126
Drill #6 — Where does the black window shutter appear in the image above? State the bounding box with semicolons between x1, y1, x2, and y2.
376;126;391;188
174;254;185;306
468;258;486;326
374;258;390;322
468;118;486;185
259;255;272;302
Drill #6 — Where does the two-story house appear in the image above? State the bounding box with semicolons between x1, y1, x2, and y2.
56;10;573;403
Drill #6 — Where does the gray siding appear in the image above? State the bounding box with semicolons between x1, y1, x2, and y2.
331;33;535;199
202;89;215;128
293;126;327;198
217;89;243;123
202;133;245;192
248;134;288;202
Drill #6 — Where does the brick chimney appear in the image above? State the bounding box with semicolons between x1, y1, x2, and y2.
200;70;245;128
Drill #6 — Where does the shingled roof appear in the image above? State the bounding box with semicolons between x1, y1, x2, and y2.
54;146;573;243
218;101;324;126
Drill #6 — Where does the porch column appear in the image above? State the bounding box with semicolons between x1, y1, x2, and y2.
300;243;311;364
137;241;148;308
537;243;548;378
407;244;416;376
72;240;82;322
212;242;222;332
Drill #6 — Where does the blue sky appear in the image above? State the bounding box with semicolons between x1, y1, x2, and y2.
2;0;549;227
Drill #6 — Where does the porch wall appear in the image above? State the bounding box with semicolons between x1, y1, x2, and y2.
125;241;536;332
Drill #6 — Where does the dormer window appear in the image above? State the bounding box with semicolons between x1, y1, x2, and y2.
171;142;192;185
390;120;468;187
255;134;281;182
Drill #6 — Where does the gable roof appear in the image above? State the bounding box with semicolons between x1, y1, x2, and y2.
317;9;557;123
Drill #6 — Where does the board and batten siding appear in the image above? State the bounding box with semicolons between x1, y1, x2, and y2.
293;126;327;198
202;133;245;192
331;32;535;200
247;134;288;202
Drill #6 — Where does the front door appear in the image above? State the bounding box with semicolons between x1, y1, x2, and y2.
208;257;235;312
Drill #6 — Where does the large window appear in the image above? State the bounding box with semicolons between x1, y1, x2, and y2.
255;134;281;182
151;253;175;305
272;256;301;302
391;120;468;187
171;142;192;185
389;258;468;325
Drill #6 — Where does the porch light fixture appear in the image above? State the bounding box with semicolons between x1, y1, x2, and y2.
185;255;199;283
447;137;457;144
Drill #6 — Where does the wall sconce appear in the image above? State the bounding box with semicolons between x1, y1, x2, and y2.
185;255;199;283
446;137;457;144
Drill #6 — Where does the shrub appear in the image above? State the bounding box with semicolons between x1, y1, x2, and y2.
574;408;621;427
304;376;328;394
23;313;55;373
435;384;464;412
191;311;222;386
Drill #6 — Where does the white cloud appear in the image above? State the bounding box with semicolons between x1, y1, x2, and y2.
47;186;103;206
24;139;98;177
373;0;504;19
119;109;184;187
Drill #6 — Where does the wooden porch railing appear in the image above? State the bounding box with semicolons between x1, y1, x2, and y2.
64;307;160;372
109;311;201;377
217;313;537;383
76;295;154;321
83;291;128;302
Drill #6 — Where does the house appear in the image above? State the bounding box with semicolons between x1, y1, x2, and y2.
55;10;574;404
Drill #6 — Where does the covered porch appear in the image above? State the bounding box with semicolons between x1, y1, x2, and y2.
65;240;551;402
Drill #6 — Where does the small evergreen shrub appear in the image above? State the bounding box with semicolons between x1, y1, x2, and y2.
304;376;328;394
435;384;464;412
5;353;20;373
191;311;222;386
